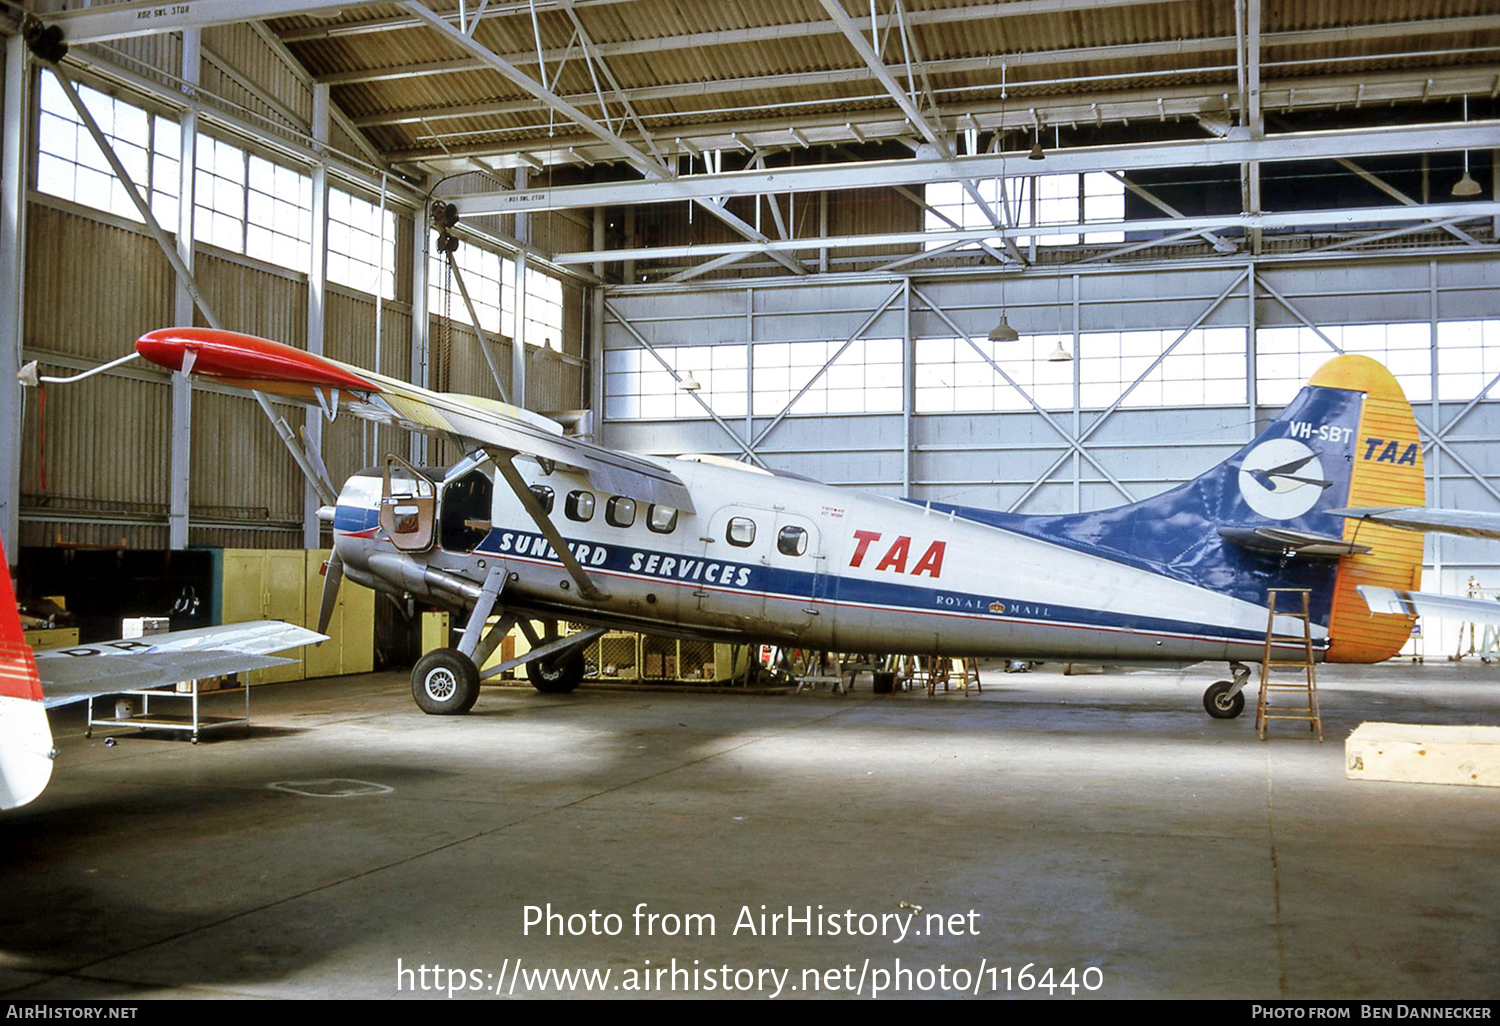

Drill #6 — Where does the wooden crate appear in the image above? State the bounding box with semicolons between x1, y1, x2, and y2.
1346;722;1500;787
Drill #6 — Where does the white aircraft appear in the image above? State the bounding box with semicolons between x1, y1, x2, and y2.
0;535;325;810
123;327;1444;724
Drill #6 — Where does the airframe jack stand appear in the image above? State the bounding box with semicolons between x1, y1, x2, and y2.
1255;588;1323;741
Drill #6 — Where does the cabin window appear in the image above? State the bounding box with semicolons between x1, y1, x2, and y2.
777;525;808;557
529;484;554;514
647;505;678;534
566;490;595;522
726;517;756;547
606;496;636;528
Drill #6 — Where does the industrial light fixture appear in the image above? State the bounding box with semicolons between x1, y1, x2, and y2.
1453;96;1482;197
1028;131;1045;161
1453;169;1481;197
1046;340;1074;362
536;337;561;361
988;315;1020;342
679;372;702;392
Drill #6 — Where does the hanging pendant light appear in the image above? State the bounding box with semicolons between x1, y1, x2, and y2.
988;315;1020;342
1453;96;1482;197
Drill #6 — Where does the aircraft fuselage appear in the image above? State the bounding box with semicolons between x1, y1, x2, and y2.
331;456;1318;665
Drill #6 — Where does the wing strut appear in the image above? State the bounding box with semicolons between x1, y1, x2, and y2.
492;451;610;602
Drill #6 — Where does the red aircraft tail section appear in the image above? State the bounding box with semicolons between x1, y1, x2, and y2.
0;540;54;810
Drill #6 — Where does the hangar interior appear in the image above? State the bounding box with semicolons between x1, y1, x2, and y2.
1;0;1499;1002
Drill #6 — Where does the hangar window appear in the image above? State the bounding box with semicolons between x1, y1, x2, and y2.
606;496;636;528
430;243;513;337
726;518;756;547
328;187;397;300
193;133;247;252
604;345;747;419
751;338;902;416
246;155;313;272
924;170;1124;250
915;335;1070;413
1437;320;1500;401
566;490;595;522
777;526;808;557
524;267;564;349
1080;328;1246;409
647;505;678;534
1256;323;1430;406
529;484;555;514
36;71;179;228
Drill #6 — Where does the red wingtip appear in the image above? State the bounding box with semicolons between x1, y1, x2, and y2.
136;327;378;392
0;538;43;704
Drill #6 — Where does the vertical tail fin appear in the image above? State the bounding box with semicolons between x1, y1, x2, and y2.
1311;357;1426;661
924;354;1425;662
0;539;54;810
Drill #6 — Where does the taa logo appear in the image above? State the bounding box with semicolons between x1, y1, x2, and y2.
849;530;946;578
1361;437;1418;466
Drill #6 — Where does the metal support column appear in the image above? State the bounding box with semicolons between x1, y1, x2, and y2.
901;277;913;495
168;30;200;550
0;35;28;559
410;181;429;466
304;83;329;549
512;167;528;409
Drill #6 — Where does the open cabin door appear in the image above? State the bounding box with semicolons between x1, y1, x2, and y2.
379;455;437;553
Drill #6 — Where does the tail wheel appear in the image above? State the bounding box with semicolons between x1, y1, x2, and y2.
412;648;481;715
1203;679;1245;720
527;650;585;694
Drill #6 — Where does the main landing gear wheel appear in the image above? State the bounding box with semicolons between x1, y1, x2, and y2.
1203;679;1245;720
527;649;586;694
412;648;481;715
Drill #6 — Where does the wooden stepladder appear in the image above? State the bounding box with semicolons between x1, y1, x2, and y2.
1256;588;1323;741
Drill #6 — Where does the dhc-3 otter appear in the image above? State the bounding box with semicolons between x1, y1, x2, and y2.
118;327;1473;725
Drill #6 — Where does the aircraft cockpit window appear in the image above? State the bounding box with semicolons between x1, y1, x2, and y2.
606;496;637;528
726;517;756;547
566;490;595;522
530;484;555;514
777;525;808;557
647;505;678;534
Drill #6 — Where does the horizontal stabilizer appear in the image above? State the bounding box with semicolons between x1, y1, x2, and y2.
1332;507;1500;540
1357;585;1500;626
1218;525;1372;558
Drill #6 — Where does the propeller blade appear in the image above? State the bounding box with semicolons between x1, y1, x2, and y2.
317;552;344;636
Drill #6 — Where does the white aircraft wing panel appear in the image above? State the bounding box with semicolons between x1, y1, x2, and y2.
34;620;325;708
1333;507;1500;540
1357;586;1500;626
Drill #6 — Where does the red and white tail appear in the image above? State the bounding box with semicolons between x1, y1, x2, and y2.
0;539;54;810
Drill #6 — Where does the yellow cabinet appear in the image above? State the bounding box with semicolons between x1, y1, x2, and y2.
221;549;373;683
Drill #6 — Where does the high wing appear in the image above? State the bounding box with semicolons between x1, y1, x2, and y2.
1331;506;1500;540
1358;585;1500;628
134;327;694;513
33;620;326;708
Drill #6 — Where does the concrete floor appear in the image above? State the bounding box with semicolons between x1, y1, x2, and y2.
1;659;1497;1000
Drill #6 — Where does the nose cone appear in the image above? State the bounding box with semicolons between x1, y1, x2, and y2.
135;328;191;372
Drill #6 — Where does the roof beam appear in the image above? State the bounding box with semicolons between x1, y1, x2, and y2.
387;64;1500;166
49;0;371;45
556;200;1500;266
312;14;1500;89
449;118;1500;216
282;0;1187;46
